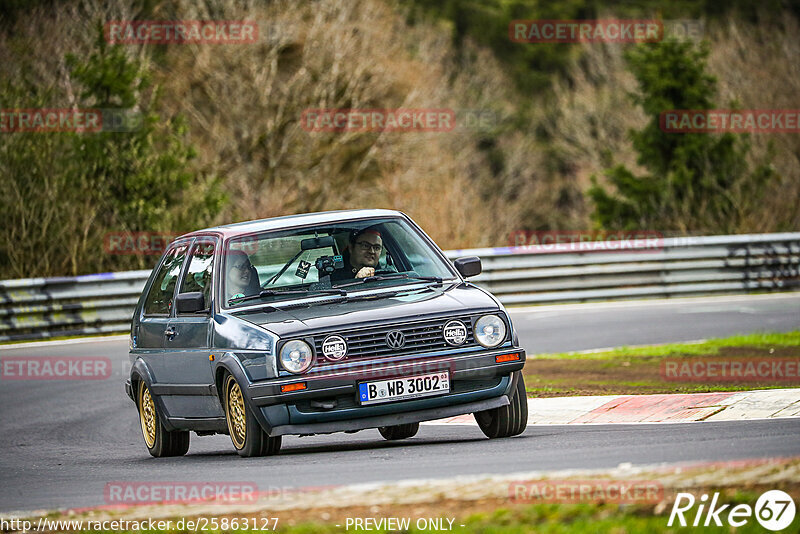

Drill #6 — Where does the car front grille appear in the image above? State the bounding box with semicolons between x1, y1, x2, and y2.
313;315;476;364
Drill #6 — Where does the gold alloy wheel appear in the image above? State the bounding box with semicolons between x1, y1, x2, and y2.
138;382;157;448
226;377;247;449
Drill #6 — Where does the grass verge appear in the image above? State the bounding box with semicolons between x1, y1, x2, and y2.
271;491;800;533
20;458;800;533
523;331;800;397
27;488;800;533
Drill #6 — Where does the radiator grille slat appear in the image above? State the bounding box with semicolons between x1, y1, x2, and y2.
314;316;476;364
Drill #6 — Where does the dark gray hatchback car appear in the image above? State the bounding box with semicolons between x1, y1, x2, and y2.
126;209;527;457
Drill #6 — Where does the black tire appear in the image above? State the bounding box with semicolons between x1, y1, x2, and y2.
263;434;283;455
137;381;190;457
378;422;419;440
223;373;281;457
474;372;528;439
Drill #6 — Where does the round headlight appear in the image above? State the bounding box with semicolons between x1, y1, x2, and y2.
474;314;506;348
279;340;313;374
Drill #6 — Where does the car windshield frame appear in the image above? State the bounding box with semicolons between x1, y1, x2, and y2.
219;215;460;309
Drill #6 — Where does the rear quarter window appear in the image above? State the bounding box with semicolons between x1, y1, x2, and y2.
143;244;189;315
179;240;215;307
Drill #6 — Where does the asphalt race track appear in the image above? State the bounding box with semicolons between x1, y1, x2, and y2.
1;293;798;513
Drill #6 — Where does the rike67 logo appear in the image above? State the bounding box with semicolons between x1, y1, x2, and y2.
668;490;796;531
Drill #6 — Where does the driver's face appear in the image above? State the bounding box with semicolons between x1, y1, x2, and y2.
350;233;382;268
227;257;252;289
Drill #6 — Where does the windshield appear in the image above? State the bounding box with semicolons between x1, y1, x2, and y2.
223;217;456;306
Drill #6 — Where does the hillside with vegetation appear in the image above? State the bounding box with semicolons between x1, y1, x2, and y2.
1;0;798;277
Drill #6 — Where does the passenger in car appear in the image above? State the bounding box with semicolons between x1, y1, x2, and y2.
226;250;260;300
331;227;384;282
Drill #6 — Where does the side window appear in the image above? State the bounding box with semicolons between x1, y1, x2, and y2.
179;241;215;309
143;244;189;316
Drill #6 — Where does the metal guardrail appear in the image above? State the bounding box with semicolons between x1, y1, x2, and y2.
448;233;800;304
1;233;798;342
0;271;151;342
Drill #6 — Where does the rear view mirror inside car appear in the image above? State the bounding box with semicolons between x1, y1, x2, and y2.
301;235;335;250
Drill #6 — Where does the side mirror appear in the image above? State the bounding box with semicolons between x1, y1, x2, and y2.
176;292;206;314
454;256;482;278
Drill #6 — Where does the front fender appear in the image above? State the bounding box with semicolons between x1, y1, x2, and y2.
213;353;280;435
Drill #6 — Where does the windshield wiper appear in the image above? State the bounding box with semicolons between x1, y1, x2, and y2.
335;273;443;289
263;250;304;286
347;284;437;301
229;287;347;305
408;275;444;283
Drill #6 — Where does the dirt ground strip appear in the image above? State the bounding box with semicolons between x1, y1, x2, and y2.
11;457;800;531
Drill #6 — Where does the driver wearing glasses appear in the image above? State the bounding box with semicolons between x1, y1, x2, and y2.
330;227;385;282
226;250;260;300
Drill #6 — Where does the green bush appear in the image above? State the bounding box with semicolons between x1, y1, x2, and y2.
0;25;223;277
588;39;775;233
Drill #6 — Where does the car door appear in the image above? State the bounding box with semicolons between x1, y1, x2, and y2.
162;237;224;419
137;241;191;386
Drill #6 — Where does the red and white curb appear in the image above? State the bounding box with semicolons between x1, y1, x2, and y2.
423;388;800;426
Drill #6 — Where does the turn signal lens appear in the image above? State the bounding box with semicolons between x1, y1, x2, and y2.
280;382;307;393
495;353;520;363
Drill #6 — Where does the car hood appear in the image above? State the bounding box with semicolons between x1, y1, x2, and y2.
231;283;499;337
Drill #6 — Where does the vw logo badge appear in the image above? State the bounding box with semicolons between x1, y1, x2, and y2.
321;335;347;361
385;330;406;350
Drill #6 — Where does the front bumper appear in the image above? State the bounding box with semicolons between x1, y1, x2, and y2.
243;346;525;435
267;392;512;436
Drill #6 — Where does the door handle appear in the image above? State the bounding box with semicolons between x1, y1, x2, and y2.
164;326;177;340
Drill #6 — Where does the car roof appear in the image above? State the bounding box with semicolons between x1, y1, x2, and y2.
178;209;407;240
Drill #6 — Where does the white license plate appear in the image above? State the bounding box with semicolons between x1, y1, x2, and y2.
358;371;450;405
